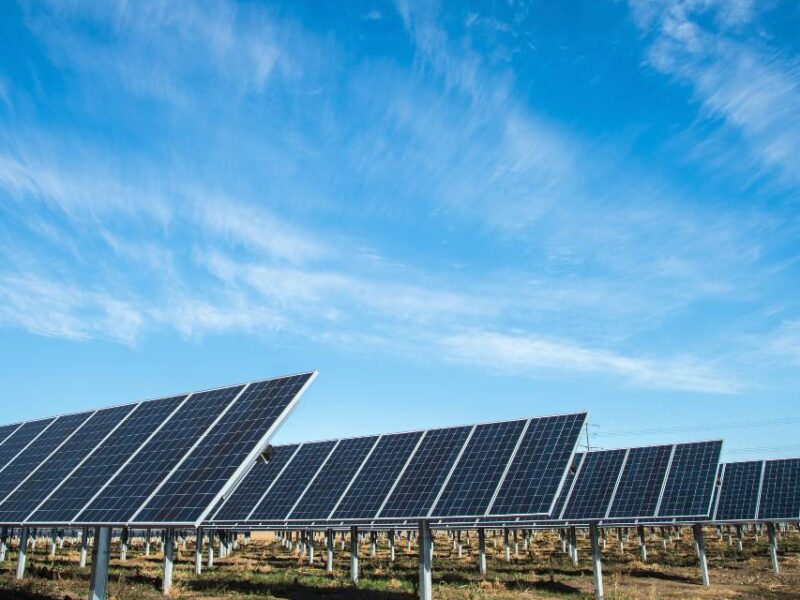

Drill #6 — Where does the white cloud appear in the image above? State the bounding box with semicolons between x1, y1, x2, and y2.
0;273;144;345
630;0;800;185
438;329;740;394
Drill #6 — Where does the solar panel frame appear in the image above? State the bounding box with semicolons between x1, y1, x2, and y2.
288;435;380;522
211;443;302;522
133;374;316;525
560;448;627;520
13;371;316;527
0;419;57;474
656;440;723;518
248;441;337;521
712;461;762;522
0;412;95;514
757;458;800;522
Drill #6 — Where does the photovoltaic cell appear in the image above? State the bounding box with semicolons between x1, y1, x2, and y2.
333;432;424;520
490;413;587;516
290;436;378;521
714;461;762;522
378;426;471;519
249;441;337;521
758;458;800;521
212;444;300;522
431;420;526;518
0;412;92;507
0;408;129;524
658;441;722;517
0;419;55;472
607;445;672;519
133;374;312;524
0;424;22;447
26;396;185;524
550;453;583;519
562;448;627;520
77;386;244;524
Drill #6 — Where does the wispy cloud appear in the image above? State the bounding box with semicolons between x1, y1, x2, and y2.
629;0;800;185
437;329;740;394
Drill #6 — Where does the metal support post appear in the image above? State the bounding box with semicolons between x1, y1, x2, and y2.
88;527;111;600
767;522;780;574
350;526;359;583
326;529;334;573
15;527;29;580
478;528;487;575
590;524;604;600
162;529;175;596
194;528;203;576
693;524;710;587
418;520;433;600
637;525;647;562
80;527;89;568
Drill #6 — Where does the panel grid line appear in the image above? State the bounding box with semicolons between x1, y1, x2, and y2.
243;445;304;522
653;444;677;517
192;371;317;528
71;394;194;523
23;403;142;524
0;424;24;448
127;384;252;524
285;440;341;520
754;459;767;520
426;425;476;518
559;453;587;520
327;436;383;520
374;431;428;519
711;463;726;521
0;411;97;509
484;419;531;515
604;448;630;519
0;417;60;475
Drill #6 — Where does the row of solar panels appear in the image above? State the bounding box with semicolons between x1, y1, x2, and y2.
211;433;800;528
209;413;587;524
0;373;315;526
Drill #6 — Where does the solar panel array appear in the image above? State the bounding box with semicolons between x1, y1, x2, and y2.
210;413;587;524
0;372;315;526
553;441;723;523
714;458;800;522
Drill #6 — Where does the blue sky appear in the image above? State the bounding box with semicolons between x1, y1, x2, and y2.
1;0;799;460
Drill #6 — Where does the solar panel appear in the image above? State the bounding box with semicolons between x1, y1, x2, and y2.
131;375;312;524
249;441;337;521
17;371;314;526
211;444;300;522
758;458;800;521
429;420;526;518
26;396;186;524
75;386;245;524
0;412;94;511
290;436;379;521
657;441;722;518
377;426;471;520
332;432;424;520
0;419;56;472
0;405;134;524
561;449;627;520
204;413;587;525
0;424;23;448
551;453;582;519
489;413;586;516
606;444;672;519
713;461;762;522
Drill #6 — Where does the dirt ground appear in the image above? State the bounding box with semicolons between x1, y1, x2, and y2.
0;527;798;599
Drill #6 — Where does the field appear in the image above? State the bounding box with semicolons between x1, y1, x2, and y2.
0;528;798;600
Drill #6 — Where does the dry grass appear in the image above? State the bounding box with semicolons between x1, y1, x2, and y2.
0;528;798;599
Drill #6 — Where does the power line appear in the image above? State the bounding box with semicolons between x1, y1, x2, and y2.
591;415;800;438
